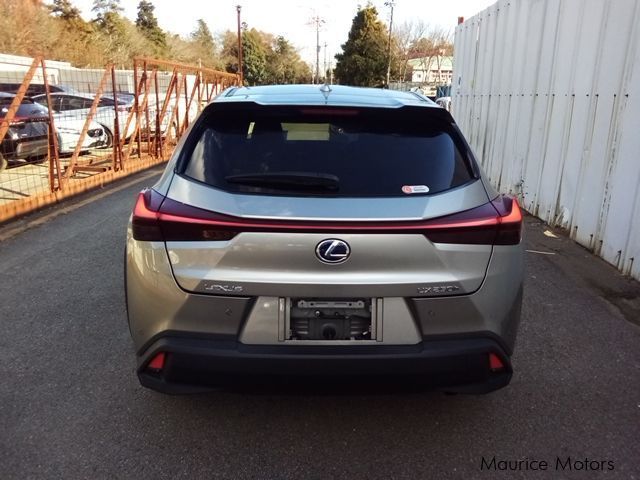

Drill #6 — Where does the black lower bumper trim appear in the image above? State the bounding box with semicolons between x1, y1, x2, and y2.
137;336;512;395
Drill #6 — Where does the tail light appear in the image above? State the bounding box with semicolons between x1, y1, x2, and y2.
132;189;238;241
132;189;522;245
422;197;522;245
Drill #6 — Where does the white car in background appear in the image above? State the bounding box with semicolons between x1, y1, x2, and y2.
54;115;109;154
34;92;200;144
0;94;107;162
33;92;135;145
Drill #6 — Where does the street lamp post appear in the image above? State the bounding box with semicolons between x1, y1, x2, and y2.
385;1;395;87
236;5;243;85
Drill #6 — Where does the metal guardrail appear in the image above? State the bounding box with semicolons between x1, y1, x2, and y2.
0;56;239;223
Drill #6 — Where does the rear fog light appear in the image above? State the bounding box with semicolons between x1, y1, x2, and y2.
489;353;505;371
147;352;166;371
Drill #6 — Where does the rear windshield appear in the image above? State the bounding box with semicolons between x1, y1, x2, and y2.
182;106;475;197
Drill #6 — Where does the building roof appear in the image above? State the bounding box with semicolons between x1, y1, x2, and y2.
407;56;454;71
215;84;438;108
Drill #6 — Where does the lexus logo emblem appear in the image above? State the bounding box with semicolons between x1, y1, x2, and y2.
316;239;350;264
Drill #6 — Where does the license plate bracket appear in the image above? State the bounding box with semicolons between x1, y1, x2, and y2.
287;298;374;341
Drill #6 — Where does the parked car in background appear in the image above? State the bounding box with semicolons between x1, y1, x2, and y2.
32;92;134;145
0;93;49;170
54;115;109;154
0;83;76;97
116;90;199;138
104;92;135;107
125;84;524;395
435;96;452;111
33;90;202;150
0;93;109;171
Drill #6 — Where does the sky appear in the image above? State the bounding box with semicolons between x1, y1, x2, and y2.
71;0;496;65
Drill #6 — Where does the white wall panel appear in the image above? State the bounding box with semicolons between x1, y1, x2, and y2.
453;0;640;280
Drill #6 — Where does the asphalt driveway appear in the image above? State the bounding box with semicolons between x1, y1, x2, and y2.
1;168;638;479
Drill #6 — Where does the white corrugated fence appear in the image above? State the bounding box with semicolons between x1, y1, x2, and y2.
452;0;640;280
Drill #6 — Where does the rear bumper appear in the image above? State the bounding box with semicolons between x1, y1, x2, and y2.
137;335;512;394
1;138;48;160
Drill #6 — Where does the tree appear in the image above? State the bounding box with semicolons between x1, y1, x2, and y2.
266;36;295;83
262;35;311;84
407;27;453;84
0;0;57;57
49;0;81;21
92;0;122;27
241;29;267;85
182;19;221;67
136;0;166;53
393;20;427;82
334;5;389;87
92;0;143;66
162;20;222;69
221;29;311;85
0;0;312;76
46;0;98;66
220;30;240;74
191;19;215;55
92;0;124;38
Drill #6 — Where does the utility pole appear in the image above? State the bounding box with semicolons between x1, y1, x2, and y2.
323;42;327;83
236;5;243;85
384;1;396;87
308;15;325;84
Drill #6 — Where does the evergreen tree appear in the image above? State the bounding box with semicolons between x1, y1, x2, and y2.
92;0;124;36
220;30;240;74
92;0;122;26
265;36;310;84
92;0;131;65
191;19;215;55
49;0;81;21
241;29;267;85
334;5;389;87
222;30;310;85
136;1;166;52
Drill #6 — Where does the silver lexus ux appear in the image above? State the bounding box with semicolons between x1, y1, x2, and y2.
125;85;523;394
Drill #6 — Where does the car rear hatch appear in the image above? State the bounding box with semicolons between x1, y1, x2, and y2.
133;103;521;299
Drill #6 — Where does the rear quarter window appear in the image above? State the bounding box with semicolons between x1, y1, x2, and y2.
182;106;475;197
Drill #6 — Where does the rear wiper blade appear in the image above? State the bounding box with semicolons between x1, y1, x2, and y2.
224;171;339;191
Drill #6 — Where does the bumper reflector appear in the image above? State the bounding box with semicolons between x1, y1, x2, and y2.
147;352;166;371
489;353;505;371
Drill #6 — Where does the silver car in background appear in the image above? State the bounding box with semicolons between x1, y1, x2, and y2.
33;92;135;144
125;85;524;394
